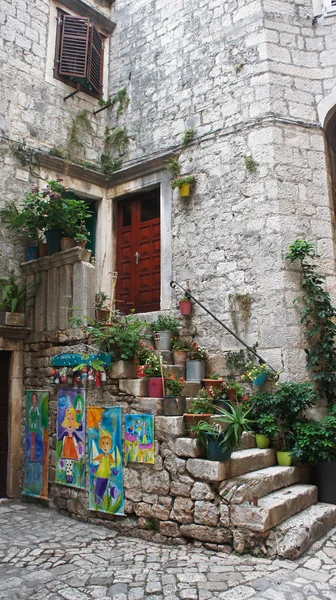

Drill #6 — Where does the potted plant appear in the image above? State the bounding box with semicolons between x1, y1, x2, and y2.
0;190;47;260
0;274;37;326
202;374;224;394
95;292;111;322
150;315;179;352
183;389;216;437
191;403;253;461
171;176;196;198
171;338;190;366
59;196;91;251
242;361;270;387
209;385;231;413
291;410;336;503
186;341;206;382
179;296;192;316
143;352;165;397
134;341;152;378
253;414;279;449
223;379;243;403
163;372;186;416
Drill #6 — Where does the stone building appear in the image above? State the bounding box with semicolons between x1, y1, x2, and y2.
1;0;336;554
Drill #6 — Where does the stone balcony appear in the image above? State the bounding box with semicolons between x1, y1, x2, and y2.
21;247;95;334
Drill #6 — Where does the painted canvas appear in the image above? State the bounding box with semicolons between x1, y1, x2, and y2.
124;414;154;464
23;391;49;499
56;388;85;489
87;406;124;515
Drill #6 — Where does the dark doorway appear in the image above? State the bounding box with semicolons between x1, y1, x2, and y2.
0;351;10;497
116;188;160;314
325;108;336;213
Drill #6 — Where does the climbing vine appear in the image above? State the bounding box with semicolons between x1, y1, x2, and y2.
286;239;336;406
228;293;252;333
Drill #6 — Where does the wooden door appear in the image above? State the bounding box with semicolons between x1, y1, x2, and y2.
0;352;10;497
116;189;160;313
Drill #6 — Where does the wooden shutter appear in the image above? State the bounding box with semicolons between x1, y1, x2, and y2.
88;25;103;95
59;14;90;78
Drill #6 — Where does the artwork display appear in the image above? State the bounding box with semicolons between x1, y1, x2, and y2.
124;414;155;464
87;406;124;515
23;391;49;499
56;388;85;489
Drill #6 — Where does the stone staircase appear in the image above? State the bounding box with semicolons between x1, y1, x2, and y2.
111;361;336;558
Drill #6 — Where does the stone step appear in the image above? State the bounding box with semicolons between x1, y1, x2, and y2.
184;382;202;399
240;432;256;450
186;448;276;483
131;397;163;415
231;484;318;532
219;465;300;504
266;502;336;559
119;379;148;397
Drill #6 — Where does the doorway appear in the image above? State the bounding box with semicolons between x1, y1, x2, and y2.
116;188;161;314
0;351;10;497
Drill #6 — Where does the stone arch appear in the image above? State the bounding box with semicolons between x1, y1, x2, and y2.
317;86;336;127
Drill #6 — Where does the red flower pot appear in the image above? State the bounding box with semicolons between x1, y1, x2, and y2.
148;377;164;398
179;300;192;315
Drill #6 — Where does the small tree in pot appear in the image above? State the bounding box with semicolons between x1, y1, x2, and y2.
150;315;179;352
186;342;207;382
184;389;216;437
163;372;186;416
172;338;191;366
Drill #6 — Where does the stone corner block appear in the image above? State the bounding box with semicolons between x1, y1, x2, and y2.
155;416;186;440
119;378;148;396
109;361;136;379
173;437;202;458
186;458;227;482
180;524;232;544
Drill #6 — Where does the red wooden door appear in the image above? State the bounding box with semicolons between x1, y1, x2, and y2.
116;189;160;313
0;352;10;497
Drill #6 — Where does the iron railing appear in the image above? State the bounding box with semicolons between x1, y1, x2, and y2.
170;280;278;375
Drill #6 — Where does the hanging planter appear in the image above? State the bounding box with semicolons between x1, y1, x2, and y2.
253;372;267;387
179;298;192;315
171;176;196;198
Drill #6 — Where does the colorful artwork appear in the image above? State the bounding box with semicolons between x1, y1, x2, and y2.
124;414;155;464
56;388;85;489
23;391;49;499
87;406;124;515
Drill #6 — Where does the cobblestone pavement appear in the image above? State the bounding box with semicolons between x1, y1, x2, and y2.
1;502;336;600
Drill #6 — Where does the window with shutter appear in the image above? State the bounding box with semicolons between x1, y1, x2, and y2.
54;9;104;99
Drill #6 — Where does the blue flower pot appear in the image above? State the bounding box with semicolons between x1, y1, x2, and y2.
26;246;39;261
253;372;267;387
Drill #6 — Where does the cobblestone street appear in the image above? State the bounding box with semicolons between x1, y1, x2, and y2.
0;502;336;599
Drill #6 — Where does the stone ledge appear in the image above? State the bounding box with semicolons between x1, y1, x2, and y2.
173;437;202;458
0;325;31;340
119;379;148;396
21;247;92;274
110;361;136;379
186;459;228;482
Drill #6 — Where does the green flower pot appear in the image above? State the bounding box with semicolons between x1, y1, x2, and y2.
277;451;292;467
206;434;232;462
256;434;270;449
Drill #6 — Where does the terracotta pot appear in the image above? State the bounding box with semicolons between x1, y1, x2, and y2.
96;308;110;322
173;350;188;366
38;243;48;258
61;237;76;251
183;413;213;438
203;379;224;394
179;300;192;315
148;377;164;398
76;241;86;249
226;388;237;403
135;365;146;378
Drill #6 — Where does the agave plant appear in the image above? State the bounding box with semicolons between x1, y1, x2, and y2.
210;403;254;450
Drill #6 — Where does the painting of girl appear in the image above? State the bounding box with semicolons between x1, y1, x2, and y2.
56;389;85;489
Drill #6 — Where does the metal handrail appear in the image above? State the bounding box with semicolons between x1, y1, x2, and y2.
170;280;278;374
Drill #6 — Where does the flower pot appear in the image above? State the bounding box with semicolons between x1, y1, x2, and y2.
0;311;25;326
26;246;39;261
277;451;292;467
226;388;237;403
179;183;190;197
253;373;267;387
184;414;212;438
135;365;146;379
96;308;110;322
214;398;232;413
38;243;48;258
206;435;232;462
45;229;62;254
203;379;224;394
148;377;164;398
76;241;86;249
179;300;192;315
311;461;336;504
186;360;205;382
154;331;174;352
173;350;188;366
61;237;76;251
163;396;186;416
256;434;270;449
